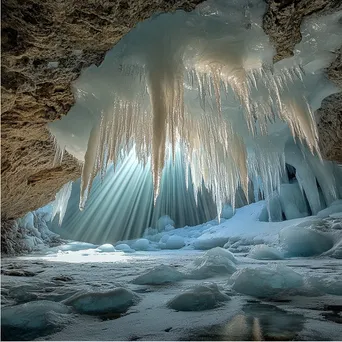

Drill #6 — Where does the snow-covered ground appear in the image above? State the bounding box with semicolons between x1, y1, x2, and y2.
2;249;342;341
2;201;342;341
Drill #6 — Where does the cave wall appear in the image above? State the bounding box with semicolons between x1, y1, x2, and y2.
1;0;203;220
1;0;341;221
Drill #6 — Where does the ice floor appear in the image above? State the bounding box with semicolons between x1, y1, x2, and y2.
1;248;342;341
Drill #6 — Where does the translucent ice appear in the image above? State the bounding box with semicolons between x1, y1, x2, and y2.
163;235;185;250
115;244;135;253
167;283;229;311
131;238;150;251
96;244;116;252
156;215;175;232
230;265;303;298
189;247;237;279
279;224;333;257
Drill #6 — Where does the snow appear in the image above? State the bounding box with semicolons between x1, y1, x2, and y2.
230;265;304;298
96;244;116;252
248;244;284;260
279;223;334;257
131;239;150;251
167;283;230;311
132;265;185;285
64;288;140;315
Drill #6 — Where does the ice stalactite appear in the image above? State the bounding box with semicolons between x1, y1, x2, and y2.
52;181;73;225
49;0;342;218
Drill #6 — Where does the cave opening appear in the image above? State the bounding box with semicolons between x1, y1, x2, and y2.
1;0;342;341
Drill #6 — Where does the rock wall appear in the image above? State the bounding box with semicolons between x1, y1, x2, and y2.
1;0;341;221
1;0;203;220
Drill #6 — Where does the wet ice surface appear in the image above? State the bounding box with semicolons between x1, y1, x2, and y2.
1;250;342;341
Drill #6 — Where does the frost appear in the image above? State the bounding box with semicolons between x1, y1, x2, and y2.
230;265;303;298
167;283;229;311
132;265;185;285
64;288;140;315
248;244;284;260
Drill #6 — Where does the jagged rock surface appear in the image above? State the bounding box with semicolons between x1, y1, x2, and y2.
317;49;342;163
1;0;203;220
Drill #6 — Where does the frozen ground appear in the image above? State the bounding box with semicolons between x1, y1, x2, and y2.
1;248;342;341
2;201;342;340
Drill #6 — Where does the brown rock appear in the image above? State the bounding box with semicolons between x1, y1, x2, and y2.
1;0;203;220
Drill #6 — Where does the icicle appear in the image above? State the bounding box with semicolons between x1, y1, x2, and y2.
52;181;72;226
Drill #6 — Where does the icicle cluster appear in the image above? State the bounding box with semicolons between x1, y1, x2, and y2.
49;0;342;216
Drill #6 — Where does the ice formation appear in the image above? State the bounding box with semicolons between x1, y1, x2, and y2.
49;0;342;220
167;283;229;311
279;220;334;257
51;181;72;226
63;288;140;315
248;244;284;260
1;300;71;340
188;247;237;279
230;265;304;298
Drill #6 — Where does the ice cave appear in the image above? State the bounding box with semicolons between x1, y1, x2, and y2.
1;0;342;341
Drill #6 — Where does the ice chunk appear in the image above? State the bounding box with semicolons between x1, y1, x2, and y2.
248;244;284;260
59;241;98;252
203;247;237;264
96;243;116;252
164;235;185;249
156;215;175;232
230;265;303;298
115;244;135;253
64;288;140;315
189;247;237;279
317;200;342;218
167;283;229;311
193;236;229;250
221;204;234;220
1;300;71;341
132;265;185;285
131;238;150;251
279;225;333;257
